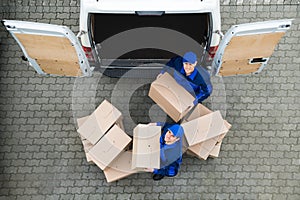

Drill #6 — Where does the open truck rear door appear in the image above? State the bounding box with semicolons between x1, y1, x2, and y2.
2;20;92;77
213;19;292;76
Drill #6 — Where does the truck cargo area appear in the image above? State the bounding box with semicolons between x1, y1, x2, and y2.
89;13;211;76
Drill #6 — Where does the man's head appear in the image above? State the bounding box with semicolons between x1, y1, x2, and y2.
164;124;184;144
182;51;197;76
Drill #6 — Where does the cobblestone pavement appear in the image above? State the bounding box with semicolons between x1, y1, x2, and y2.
0;0;299;199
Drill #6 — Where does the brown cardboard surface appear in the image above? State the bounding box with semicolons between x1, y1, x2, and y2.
186;119;231;160
116;117;125;131
76;116;94;162
81;138;93;152
223;120;232;131
182;131;189;154
185;104;232;138
182;104;232;159
181;111;228;146
87;124;132;170
132;124;161;169
187;119;230;159
186;149;199;157
77;100;122;145
185;103;213;122
182;104;213;148
209;141;222;158
81;138;94;162
76;116;90;127
103;151;139;183
207;120;231;158
188;133;226;160
148;72;194;122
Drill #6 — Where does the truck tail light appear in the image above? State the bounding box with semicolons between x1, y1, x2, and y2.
207;46;219;61
82;46;94;62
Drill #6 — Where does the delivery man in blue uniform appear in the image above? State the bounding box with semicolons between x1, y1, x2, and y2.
146;123;184;181
161;51;213;104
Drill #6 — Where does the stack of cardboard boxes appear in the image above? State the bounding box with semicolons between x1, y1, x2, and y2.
182;104;231;160
76;100;162;183
76;72;231;182
76;100;135;182
149;72;231;159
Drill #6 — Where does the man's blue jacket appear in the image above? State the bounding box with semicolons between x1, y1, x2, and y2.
153;123;183;177
164;56;212;103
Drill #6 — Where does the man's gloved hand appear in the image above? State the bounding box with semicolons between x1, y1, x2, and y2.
144;168;154;172
148;122;157;126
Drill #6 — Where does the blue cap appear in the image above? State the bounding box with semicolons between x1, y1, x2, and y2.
168;124;184;138
183;51;197;64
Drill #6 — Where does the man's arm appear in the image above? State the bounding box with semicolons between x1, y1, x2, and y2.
194;75;212;104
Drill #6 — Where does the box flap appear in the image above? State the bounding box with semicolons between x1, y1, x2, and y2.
185;103;213;122
209;141;222;158
149;86;182;121
151;84;183;112
103;151;139;183
182;111;228;146
223;120;232;130
88;124;132;170
76;115;94;162
153;73;195;108
149;73;194;122
77;100;122;145
188;133;225;160
132;124;161;169
76;115;90;127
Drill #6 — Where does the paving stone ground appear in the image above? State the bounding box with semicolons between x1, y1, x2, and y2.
0;0;299;199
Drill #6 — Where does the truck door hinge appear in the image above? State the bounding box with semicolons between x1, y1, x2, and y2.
214;30;224;40
76;30;87;39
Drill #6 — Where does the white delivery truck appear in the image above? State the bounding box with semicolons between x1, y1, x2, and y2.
2;0;292;77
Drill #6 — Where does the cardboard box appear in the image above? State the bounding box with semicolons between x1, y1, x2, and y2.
208;120;231;158
77;116;90;127
209;141;222;158
187;119;231;160
115;117;125;131
181;111;228;146
77;116;94;162
182;104;232;159
183;104;231;160
87;124;132;170
184;103;232;132
77;100;122;145
183;103;231;134
186;148;200;157
188;133;226;160
132;124;161;169
103;151;139;183
81;138;94;162
181;130;189;154
148;72;195;122
222;120;232;136
185;116;231;160
185;103;213;122
182;103;232;142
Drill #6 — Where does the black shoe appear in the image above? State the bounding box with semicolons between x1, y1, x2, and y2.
152;174;164;181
